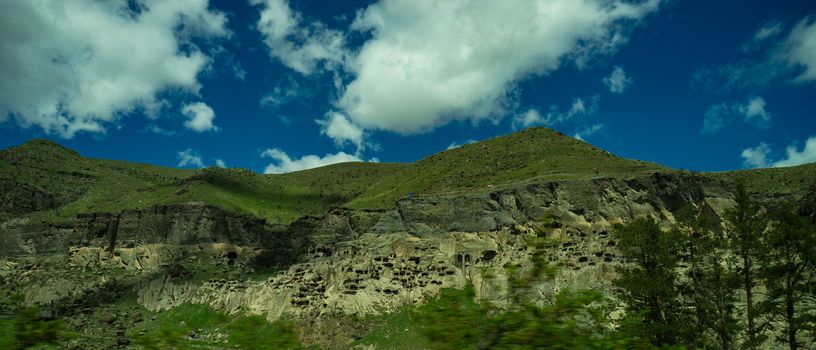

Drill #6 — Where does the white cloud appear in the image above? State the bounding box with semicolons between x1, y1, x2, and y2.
214;159;227;168
740;143;771;168
261;148;362;174
446;139;477;150
178;149;205;168
696;16;816;93
702;104;729;134
513;96;599;128
316;112;365;152
251;0;347;75
603;66;633;93
515;109;545;129
782;16;816;82
144;124;176;136
741;22;784;53
753;22;783;42
0;0;228;138
773;136;816;167
738;97;771;124
182;102;220;133
702;96;772;134
574;123;605;141
260;76;304;109
335;0;661;135
741;136;816;168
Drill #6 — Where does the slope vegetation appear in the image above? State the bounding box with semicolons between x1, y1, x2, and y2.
2;127;814;224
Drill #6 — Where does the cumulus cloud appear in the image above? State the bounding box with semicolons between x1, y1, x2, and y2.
182;102;220;133
603;66;633;93
513;96;599;128
316;112;365;152
741;143;771;168
214;159;227;168
261;148;361;174
740;97;771;124
574;123;605;141
773;136;816;167
0;0;228;138
782;16;816;82
514;109;545;129
334;0;660;135
177;149;205;168
446;139;477;150
702;96;772;134
251;0;347;75
741;136;816;168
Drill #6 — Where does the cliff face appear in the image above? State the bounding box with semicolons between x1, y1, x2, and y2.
0;203;300;259
74;203;271;248
129;173;738;321
0;178;57;214
800;185;816;223
379;172;733;235
2;169;812;349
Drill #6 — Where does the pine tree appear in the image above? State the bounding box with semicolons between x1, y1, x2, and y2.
724;181;768;349
762;202;816;350
676;205;739;349
614;217;692;346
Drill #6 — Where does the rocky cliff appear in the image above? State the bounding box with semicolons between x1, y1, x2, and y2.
2;134;815;349
0;203;302;260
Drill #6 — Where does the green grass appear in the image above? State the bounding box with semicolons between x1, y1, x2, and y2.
351;308;434;350
346;127;668;208
0;302;307;349
0;318;16;349
3;127;815;225
708;162;816;198
131;303;306;350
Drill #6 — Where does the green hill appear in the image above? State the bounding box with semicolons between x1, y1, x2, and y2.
346;127;667;208
2;127;814;224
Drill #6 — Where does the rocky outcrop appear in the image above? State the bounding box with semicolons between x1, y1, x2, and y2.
800;185;816;223
378;172;733;236
75;203;271;247
0;203;303;264
135;172;740;328
0;178;57;214
136;222;623;330
0;219;78;257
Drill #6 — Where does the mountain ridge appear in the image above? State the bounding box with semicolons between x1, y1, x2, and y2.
2;126;815;224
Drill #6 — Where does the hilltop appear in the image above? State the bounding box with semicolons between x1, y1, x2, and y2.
0;128;664;223
2;127;816;224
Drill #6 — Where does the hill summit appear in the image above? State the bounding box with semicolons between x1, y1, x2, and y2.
0;127;668;223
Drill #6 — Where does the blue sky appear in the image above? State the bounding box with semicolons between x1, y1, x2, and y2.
1;0;815;173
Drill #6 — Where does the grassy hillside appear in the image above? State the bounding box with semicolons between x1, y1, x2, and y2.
708;162;816;198
2;127;814;224
347;127;667;208
0;139;408;223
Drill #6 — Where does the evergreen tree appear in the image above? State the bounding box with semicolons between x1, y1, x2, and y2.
675;205;739;350
762;202;816;350
614;217;693;346
724;181;768;348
